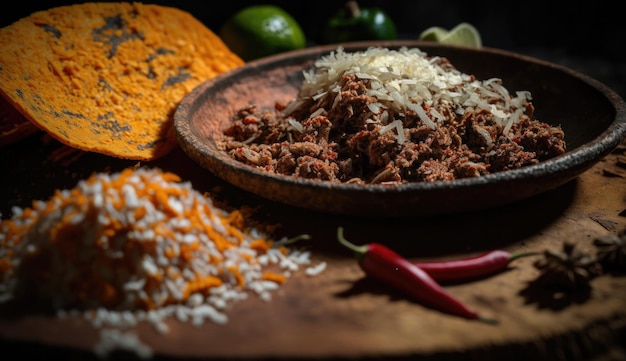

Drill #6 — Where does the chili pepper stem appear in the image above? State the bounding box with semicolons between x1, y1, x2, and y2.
337;227;368;257
478;315;499;325
508;251;539;262
282;233;311;245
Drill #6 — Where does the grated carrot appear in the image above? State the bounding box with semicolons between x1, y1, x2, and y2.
278;246;289;256
133;206;147;221
179;242;200;263
183;275;222;299
227;210;245;229
250;238;272;254
227;264;246;288
204;225;236;253
262;271;288;284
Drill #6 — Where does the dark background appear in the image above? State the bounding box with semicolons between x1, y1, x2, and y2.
2;1;624;98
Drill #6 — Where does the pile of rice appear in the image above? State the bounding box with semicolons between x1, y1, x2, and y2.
0;167;326;357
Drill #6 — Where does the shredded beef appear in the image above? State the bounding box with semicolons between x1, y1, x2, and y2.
219;72;566;185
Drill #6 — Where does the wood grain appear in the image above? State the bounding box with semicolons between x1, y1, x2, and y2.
0;134;625;360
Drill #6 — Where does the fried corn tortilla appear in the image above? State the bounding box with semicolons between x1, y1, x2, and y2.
0;2;243;160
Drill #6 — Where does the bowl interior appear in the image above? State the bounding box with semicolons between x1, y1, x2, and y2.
174;41;626;217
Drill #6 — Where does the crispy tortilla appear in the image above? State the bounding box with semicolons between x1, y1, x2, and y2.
0;3;243;160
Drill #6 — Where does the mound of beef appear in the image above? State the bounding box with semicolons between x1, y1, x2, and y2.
219;47;566;184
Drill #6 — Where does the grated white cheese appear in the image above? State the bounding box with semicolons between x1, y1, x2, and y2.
289;46;532;141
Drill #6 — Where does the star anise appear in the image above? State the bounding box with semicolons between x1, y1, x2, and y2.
593;228;626;273
533;242;602;290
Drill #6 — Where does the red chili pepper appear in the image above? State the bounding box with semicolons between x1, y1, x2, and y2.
337;227;497;323
414;250;538;282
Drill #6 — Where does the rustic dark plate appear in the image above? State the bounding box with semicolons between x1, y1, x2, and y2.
174;41;626;217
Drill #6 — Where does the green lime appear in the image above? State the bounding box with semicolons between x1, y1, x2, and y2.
439;23;482;47
418;26;449;42
419;23;482;48
219;5;306;61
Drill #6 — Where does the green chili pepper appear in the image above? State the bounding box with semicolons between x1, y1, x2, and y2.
322;1;397;43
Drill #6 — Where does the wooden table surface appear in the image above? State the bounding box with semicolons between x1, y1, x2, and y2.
1;133;625;361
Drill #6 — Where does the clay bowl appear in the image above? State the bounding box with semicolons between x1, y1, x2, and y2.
174;41;626;217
